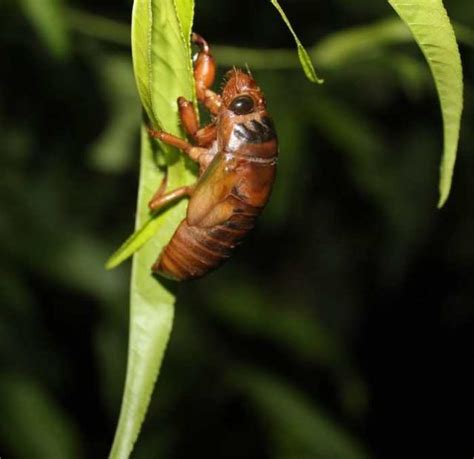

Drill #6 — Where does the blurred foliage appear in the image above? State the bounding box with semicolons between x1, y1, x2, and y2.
1;0;473;458
18;0;70;58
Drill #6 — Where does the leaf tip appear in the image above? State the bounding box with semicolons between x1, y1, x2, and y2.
297;45;324;84
305;68;324;84
105;256;120;270
437;190;449;209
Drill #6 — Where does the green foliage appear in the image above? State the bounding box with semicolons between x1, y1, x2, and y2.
107;0;331;453
108;0;195;457
388;0;463;207
108;133;181;459
269;0;323;83
1;0;472;458
18;0;70;58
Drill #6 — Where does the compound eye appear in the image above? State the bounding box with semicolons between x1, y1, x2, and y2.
229;95;255;115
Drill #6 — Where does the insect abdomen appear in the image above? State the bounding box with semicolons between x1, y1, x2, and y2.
152;200;261;280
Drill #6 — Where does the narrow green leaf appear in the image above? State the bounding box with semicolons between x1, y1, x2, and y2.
18;0;70;58
108;0;195;458
269;0;323;83
108;132;187;459
106;213;164;270
388;0;463;207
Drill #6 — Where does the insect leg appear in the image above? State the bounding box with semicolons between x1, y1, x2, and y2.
178;97;199;137
148;185;193;211
194;123;217;147
147;127;207;163
177;97;218;147
192;33;221;115
149;170;169;204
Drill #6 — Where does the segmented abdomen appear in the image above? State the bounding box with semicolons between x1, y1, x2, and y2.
152;200;262;280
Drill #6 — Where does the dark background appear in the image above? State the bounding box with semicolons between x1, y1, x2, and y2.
1;0;473;458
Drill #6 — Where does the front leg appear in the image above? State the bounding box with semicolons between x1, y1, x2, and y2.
192;33;221;115
178;96;217;147
147;127;208;163
147;125;217;178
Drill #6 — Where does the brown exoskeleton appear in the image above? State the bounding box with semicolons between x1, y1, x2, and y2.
147;34;278;280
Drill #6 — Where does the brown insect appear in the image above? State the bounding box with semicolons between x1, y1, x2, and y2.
147;33;278;280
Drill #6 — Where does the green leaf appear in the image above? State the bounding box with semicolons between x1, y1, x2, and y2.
269;0;323;83
106;212;166;270
108;0;195;458
18;0;70;58
387;0;463;207
132;0;194;129
174;0;194;50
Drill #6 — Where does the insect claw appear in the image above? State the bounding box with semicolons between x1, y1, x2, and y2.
147;126;164;141
191;32;210;54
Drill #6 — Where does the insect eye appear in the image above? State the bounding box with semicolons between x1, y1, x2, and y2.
229;95;255;115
